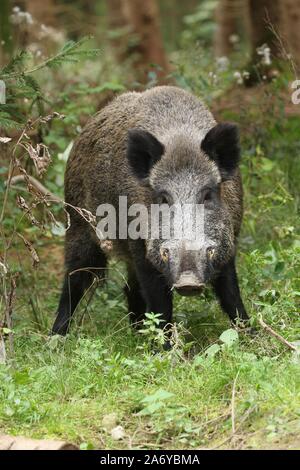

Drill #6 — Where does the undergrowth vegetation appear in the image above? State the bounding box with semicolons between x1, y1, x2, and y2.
0;13;300;450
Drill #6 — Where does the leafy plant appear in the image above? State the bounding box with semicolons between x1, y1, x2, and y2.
0;37;100;129
138;312;167;348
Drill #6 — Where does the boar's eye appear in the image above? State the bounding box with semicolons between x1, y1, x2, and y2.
203;189;213;202
199;187;219;206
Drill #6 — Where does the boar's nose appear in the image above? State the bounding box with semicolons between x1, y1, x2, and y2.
173;271;205;297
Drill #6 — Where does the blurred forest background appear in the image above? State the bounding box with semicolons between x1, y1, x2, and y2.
0;0;300;450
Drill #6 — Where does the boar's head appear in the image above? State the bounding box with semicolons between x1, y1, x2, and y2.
127;123;241;296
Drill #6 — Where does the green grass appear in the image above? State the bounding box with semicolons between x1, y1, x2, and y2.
1;61;300;449
1;189;300;449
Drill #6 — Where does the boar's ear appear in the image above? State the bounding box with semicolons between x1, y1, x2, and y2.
201;123;240;179
127;129;164;182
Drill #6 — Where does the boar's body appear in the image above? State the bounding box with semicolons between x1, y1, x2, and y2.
52;86;249;336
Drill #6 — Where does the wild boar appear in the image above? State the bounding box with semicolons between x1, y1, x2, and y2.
52;86;249;336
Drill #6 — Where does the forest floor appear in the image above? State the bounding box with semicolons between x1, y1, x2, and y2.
1;70;300;450
1;235;299;450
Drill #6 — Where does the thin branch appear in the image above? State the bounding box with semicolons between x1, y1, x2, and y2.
0;36;95;80
7;174;60;202
265;11;298;79
258;317;297;351
231;370;240;434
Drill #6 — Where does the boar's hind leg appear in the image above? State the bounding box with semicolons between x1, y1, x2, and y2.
52;229;107;336
213;258;249;324
124;265;147;328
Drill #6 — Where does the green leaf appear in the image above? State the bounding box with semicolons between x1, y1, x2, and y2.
80;442;94;450
205;343;221;358
0;111;23;129
260;157;276;173
138;402;165;415
193;354;206;366
141;389;174;404
274;261;285;274
2;328;12;334
219;328;239;346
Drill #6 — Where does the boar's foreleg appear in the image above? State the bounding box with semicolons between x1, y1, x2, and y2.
213;258;249;325
131;266;172;330
124;265;147;328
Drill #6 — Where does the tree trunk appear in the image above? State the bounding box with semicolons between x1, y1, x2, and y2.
280;0;300;71
122;0;170;83
214;0;239;57
26;0;57;27
0;0;13;66
244;0;283;85
106;0;129;62
248;0;282;57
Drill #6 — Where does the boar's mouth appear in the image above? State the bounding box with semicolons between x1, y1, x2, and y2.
173;271;205;297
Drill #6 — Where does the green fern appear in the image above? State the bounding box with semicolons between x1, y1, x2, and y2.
0;50;30;77
0;111;22;129
0;36;100;79
47;37;100;69
0;37;100;132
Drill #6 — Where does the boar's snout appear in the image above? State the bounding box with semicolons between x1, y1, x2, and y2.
173;271;205;297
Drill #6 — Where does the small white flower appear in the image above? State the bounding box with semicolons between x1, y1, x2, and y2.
40;24;50;35
208;71;218;85
24;12;33;25
216;56;230;72
39;24;64;43
233;71;243;85
10;8;33;26
229;34;240;45
10;13;21;25
257;44;272;66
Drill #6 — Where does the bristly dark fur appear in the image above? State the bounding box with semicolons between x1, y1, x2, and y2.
127;129;165;181
201;122;240;179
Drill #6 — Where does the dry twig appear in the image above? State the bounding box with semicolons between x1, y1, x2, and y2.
231;370;240;434
258;317;297;351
